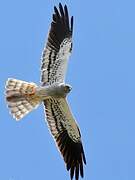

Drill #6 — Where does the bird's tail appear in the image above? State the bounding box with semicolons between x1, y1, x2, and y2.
5;78;41;120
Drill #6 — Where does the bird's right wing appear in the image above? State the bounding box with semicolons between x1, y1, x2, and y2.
41;3;73;86
43;98;86;180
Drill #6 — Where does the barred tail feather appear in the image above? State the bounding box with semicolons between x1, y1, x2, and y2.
5;78;41;120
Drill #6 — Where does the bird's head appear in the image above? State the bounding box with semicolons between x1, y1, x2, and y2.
64;84;72;93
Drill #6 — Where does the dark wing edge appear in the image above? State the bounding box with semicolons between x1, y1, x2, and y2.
41;3;73;85
56;131;86;180
47;3;73;51
44;99;86;180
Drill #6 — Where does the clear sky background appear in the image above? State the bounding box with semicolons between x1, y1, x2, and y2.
0;0;135;180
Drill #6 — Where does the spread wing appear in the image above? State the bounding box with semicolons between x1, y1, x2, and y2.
41;3;73;86
43;98;86;180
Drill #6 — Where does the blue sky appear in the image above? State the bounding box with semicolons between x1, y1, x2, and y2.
1;0;135;179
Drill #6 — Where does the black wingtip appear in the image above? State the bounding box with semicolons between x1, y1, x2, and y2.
64;5;69;18
54;5;60;18
54;5;57;11
71;16;73;34
80;161;84;178
70;166;75;180
75;163;79;180
54;3;73;36
64;4;68;10
83;151;86;165
82;144;86;165
59;3;65;17
59;2;62;8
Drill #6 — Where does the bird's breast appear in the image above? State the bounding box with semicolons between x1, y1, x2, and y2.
36;85;67;99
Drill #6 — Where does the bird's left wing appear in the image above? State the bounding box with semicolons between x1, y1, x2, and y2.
41;3;73;86
43;98;86;180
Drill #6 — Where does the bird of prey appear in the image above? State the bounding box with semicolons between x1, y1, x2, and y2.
5;3;86;180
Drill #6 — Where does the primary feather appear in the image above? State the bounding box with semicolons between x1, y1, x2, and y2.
41;3;73;85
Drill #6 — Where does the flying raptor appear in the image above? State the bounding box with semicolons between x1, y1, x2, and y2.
5;3;86;180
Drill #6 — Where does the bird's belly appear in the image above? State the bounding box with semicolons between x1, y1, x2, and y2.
36;86;66;99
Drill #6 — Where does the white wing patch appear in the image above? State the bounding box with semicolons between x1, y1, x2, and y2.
55;38;72;82
41;48;57;85
41;38;72;85
44;97;80;142
43;97;86;180
40;4;73;86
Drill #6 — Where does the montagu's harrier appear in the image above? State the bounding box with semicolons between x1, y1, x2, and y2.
5;3;86;180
